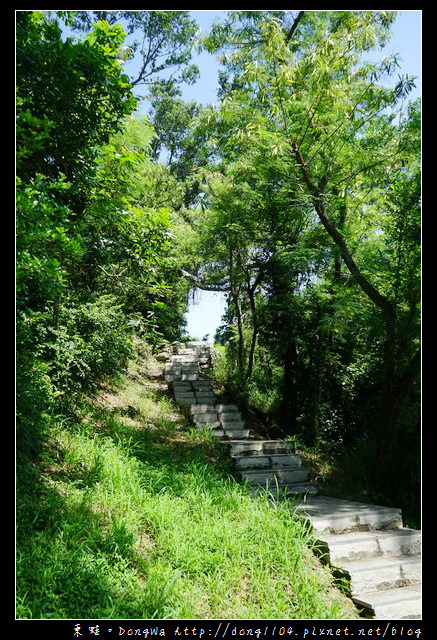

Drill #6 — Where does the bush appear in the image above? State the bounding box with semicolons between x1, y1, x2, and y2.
51;296;133;395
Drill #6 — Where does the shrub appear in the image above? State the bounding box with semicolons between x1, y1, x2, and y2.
51;296;133;395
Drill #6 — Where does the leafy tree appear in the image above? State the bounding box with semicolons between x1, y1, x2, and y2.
16;11;138;456
65;10;200;90
80;113;190;342
145;83;218;207
192;10;420;486
17;11;136;189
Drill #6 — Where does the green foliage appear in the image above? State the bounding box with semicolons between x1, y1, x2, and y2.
16;174;84;314
51;297;132;395
16;11;192;459
16;11;136;186
66;10;200;89
16;9;420;610
187;10;421;512
16;354;358;619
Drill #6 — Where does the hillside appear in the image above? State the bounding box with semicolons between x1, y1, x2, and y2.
16;10;420;624
16;339;359;620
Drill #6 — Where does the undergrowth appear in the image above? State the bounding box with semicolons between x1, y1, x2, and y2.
16;342;359;620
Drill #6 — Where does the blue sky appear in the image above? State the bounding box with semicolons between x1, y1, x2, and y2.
183;10;422;341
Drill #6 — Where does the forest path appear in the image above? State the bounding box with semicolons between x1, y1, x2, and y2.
162;341;422;620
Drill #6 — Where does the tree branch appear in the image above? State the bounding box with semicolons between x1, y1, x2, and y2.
180;268;231;292
98;265;128;278
285;11;305;43
290;140;395;320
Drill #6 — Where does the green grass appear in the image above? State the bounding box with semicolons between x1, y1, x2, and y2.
16;345;359;620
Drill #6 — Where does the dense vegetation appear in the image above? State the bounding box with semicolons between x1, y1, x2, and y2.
16;10;420;619
16;341;359;619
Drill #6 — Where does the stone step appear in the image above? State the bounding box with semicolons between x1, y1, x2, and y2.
196;420;221;429
191;382;214;391
164;343;421;622
195;396;217;406
315;528;421;563
295;496;403;534
197;426;250;439
174;390;196;399
197;426;226;437
353;585;422;620
192;412;219;423
227;439;295;456
283;482;320;496
166;360;197;368
337;555;421;596
192;404;217;412
219;413;243;423
175;395;197;406
216;404;239;413
173;381;192;390
247;481;320;497
165;374;185;382
234;453;302;470
170;352;198;360
167;359;197;366
241;467;311;486
164;365;182;373
220;420;246;431
195;391;216;399
222;428;251;439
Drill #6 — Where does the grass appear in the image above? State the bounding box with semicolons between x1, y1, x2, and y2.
16;341;359;620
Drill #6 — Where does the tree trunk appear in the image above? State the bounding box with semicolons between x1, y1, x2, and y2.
246;270;263;378
229;251;245;373
278;339;298;436
291;140;401;454
373;346;420;482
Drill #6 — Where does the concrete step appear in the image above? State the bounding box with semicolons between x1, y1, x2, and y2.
241;467;311;486
353;585;422;620
227;439;295;456
195;394;217;404
216;404;239;413
169;354;198;362
222;428;251;439
220;420;246;431
233;453;302;470
283;482;320;496
195;420;221;429
337;555;421;596
315;528;421;563
220;414;243;423
295;496;403;534
192;412;219;423
192;382;214;392
295;495;421;620
197;426;226;438
192;404;217;412
174;390;196;404
175;397;197;406
164;343;421;622
197;426;250;439
173;381;192;390
247;481;320;497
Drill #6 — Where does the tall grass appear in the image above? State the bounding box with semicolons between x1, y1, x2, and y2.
16;351;359;620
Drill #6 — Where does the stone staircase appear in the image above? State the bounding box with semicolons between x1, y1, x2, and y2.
163;341;422;620
295;496;422;619
164;341;319;496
